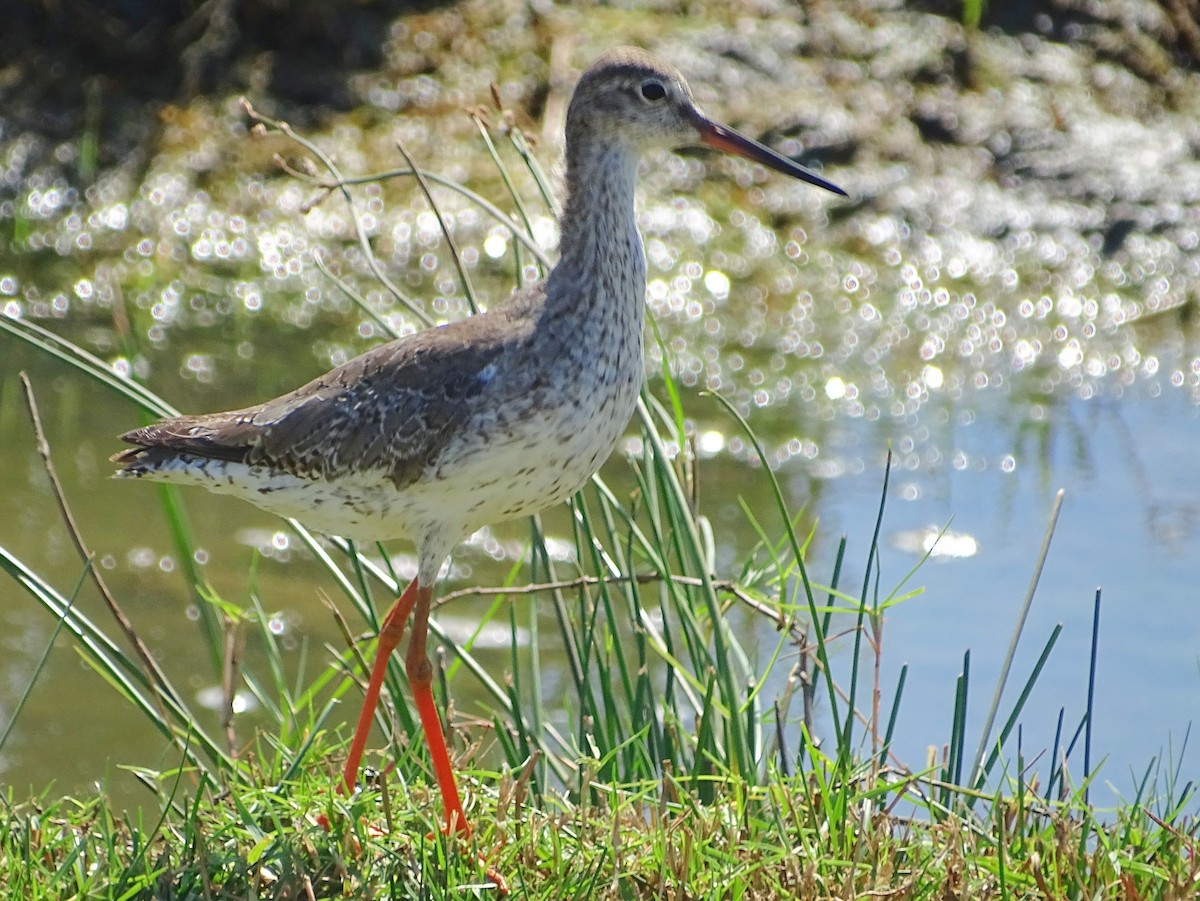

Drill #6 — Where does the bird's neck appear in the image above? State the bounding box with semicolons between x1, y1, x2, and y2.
548;137;645;314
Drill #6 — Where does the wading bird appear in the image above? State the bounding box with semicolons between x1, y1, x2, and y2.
114;46;845;836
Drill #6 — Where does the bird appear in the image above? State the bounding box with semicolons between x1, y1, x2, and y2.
112;46;846;837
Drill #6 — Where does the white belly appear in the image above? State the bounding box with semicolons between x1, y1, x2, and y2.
120;377;639;547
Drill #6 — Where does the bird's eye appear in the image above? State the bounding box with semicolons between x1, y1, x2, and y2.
639;79;667;102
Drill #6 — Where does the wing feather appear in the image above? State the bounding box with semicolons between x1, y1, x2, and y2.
114;294;540;489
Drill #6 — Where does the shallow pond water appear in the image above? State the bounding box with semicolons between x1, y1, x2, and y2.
2;3;1199;811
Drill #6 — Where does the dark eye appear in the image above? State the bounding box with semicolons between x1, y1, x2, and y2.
639;79;667;102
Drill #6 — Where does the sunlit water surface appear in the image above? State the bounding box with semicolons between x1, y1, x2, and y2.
2;10;1200;812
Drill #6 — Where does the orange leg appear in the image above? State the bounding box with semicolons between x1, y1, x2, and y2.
340;578;470;837
341;577;419;794
407;584;470;836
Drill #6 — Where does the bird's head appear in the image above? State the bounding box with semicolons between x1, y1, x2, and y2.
565;46;846;197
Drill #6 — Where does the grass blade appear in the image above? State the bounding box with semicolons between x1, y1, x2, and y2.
969;488;1065;785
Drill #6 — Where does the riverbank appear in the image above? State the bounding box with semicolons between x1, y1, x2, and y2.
3;726;1194;898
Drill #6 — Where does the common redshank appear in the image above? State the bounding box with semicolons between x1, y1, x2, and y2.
113;46;845;836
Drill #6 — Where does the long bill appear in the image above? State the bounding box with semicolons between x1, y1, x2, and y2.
691;112;847;197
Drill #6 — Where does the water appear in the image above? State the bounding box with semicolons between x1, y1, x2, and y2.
818;391;1200;801
3;10;1200;812
4;319;1198;812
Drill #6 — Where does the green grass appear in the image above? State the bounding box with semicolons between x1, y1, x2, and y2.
2;96;1199;899
0;731;1196;898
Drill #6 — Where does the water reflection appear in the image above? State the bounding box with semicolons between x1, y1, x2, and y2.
3;14;1200;810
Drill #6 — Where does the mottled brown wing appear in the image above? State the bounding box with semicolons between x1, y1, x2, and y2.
115;304;529;489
